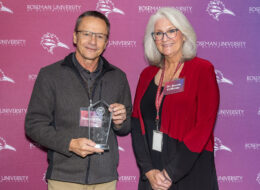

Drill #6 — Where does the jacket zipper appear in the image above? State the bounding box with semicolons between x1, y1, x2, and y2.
67;56;109;184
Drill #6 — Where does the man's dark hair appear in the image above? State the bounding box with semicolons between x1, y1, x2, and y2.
74;11;110;38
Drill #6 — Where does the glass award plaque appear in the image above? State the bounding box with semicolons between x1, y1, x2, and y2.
87;100;112;150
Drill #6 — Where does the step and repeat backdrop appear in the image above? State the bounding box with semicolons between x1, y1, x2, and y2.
1;0;260;189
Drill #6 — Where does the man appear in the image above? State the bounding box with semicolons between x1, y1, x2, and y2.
25;11;132;190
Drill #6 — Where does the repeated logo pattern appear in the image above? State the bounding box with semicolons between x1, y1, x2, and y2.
0;176;29;183
0;1;259;190
27;4;81;12
119;175;137;183
0;1;13;14
96;0;124;17
257;172;260;185
40;33;69;54
0;137;16;152
207;0;235;21
42;172;47;184
108;40;137;48
218;175;243;183
214;137;232;156
218;109;245;117
138;6;192;14
215;70;233;85
118;146;125;152
0;69;15;83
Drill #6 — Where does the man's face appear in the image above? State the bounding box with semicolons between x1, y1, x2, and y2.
73;16;108;63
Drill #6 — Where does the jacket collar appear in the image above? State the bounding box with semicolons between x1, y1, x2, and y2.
62;52;115;73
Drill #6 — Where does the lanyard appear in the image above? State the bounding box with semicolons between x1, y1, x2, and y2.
155;62;182;130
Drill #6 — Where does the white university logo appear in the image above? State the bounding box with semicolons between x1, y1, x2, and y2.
119;175;137;183
118;146;125;151
42;172;47;184
215;70;233;85
257;172;260;185
138;6;192;14
41;33;69;54
108;40;137;48
0;137;16;152
207;0;235;21
214;137;231;156
96;0;124;17
245;143;260;150
0;69;15;83
29;142;42;149
0;1;13;14
0;176;29;183
218;176;243;183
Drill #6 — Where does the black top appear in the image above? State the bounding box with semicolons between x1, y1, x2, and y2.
140;79;164;170
72;53;103;90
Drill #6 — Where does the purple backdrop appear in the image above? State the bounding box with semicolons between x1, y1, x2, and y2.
1;0;260;189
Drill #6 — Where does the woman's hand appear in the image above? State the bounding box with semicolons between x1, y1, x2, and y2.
146;169;172;190
162;169;172;182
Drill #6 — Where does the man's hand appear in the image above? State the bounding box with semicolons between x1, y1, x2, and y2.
109;103;126;126
145;169;172;190
69;138;104;157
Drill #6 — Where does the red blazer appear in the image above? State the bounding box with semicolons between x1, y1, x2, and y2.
132;57;219;153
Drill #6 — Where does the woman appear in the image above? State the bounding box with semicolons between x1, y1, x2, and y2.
131;7;219;190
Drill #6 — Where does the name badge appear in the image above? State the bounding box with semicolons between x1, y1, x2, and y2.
152;130;163;152
163;78;185;95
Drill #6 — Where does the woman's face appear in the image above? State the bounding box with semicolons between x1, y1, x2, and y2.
154;17;185;59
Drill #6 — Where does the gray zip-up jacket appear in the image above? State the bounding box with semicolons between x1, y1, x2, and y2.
25;53;132;184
